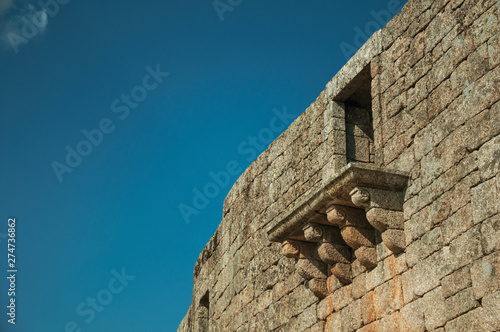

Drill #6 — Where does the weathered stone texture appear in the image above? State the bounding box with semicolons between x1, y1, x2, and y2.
179;0;500;330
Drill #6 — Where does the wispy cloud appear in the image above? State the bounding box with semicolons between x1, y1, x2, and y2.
4;3;49;34
0;0;13;17
0;1;49;52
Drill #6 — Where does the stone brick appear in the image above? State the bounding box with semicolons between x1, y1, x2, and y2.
410;99;429;133
351;273;367;300
440;172;479;220
382;77;406;111
325;300;362;332
491;101;500;137
373;276;404;320
366;253;407;291
477;135;500;181
308;321;325;332
383;133;405;164
401;270;416;304
351;256;367;278
464;109;492;152
482;291;500;331
427;6;458;52
445;287;479;320
404;205;434;244
461;66;500;121
419;127;469;190
480;215;500;255
255;289;273;314
444;307;488;332
406;31;426;67
381;35;411;70
413;248;453;296
470;252;500;299
296;304;318;331
255;264;280;293
406;227;444;267
400;298;426;332
431;22;460;60
429;195;453;226
236;322;249;332
472;177;499;225
289;285;317;317
428;79;455;119
331;284;353;312
467;42;490;80
455;150;479;182
407;77;427;110
422;286;447;330
469;4;500;46
441;266;472;298
412;115;448;163
406;53;433;90
340;300;362;332
449;226;483;270
374;240;392;265
441;204;474;245
360;291;376;325
326;274;342;294
317;295;334;321
428;53;459;95
489;34;500;69
379;67;398;96
267;296;291;330
357;320;379;332
324;311;339;332
378;310;401;332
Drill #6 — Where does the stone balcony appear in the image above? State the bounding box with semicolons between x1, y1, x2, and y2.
267;163;409;298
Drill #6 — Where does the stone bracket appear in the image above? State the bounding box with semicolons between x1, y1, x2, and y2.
350;186;405;253
325;205;377;269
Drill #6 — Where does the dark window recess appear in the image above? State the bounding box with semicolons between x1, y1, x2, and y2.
197;292;210;332
343;65;374;164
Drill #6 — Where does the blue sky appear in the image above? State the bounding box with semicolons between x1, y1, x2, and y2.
0;0;404;330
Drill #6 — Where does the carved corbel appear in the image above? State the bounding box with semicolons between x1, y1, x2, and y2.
281;240;328;281
296;259;328;280
350;187;405;253
325;205;377;269
302;222;352;286
302;223;351;265
331;262;352;284
307;278;329;299
282;239;301;258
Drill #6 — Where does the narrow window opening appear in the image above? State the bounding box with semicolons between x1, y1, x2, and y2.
343;65;374;164
197;292;210;332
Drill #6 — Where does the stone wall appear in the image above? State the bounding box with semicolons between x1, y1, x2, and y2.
179;0;500;331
